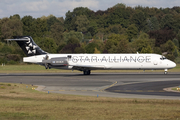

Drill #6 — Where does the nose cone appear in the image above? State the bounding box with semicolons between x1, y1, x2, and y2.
169;61;176;68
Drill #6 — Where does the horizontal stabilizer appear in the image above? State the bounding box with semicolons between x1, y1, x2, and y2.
5;39;30;41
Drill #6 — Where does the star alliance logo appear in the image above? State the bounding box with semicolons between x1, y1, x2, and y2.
25;37;37;54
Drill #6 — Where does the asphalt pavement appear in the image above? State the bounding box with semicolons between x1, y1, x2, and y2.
0;72;180;99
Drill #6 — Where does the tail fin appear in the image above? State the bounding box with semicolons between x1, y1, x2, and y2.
7;36;47;57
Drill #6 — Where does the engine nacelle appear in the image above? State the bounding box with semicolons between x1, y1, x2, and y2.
42;57;68;69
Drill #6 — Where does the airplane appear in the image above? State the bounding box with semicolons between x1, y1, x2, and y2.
6;36;176;75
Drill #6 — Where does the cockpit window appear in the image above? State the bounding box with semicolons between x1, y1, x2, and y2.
160;56;167;60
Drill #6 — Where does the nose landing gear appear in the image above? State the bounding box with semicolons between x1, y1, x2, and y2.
164;69;168;75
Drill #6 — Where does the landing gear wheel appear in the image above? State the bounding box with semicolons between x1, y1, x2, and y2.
164;71;168;75
45;63;49;69
164;69;168;75
83;70;91;75
45;63;51;69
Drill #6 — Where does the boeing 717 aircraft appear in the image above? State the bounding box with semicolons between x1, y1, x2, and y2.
7;36;176;75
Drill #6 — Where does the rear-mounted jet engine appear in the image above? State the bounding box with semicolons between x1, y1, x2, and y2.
42;56;68;69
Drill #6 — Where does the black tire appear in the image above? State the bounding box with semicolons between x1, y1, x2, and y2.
45;63;48;69
83;70;91;75
87;70;91;75
164;71;168;75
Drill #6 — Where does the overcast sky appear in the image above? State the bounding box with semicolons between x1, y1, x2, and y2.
0;0;180;19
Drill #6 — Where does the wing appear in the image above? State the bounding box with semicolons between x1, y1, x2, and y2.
72;64;106;71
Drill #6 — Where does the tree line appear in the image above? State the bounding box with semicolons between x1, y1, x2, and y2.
0;3;180;64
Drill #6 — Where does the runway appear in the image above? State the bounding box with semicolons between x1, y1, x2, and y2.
0;72;180;99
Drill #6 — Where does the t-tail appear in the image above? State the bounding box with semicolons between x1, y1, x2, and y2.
6;36;47;57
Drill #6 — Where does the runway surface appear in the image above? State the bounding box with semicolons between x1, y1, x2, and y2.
0;72;180;99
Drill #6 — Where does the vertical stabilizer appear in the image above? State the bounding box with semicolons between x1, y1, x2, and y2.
7;36;47;57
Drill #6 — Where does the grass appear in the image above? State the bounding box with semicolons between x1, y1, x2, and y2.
0;64;78;73
172;87;180;92
0;86;6;89
0;64;179;73
0;65;179;119
0;83;180;120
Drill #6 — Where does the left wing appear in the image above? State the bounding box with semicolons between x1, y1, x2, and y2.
71;64;106;71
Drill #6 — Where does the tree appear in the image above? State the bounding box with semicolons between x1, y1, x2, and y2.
3;4;180;64
161;40;178;61
94;47;101;53
1;18;23;39
60;37;85;53
112;3;126;8
117;39;130;53
21;16;35;37
32;18;48;37
126;24;138;41
173;48;179;58
105;34;129;53
174;14;180;33
132;32;155;53
107;4;130;27
10;14;21;20
75;15;89;32
160;14;175;30
160;40;176;61
141;45;153;53
173;38;179;49
64;10;76;31
73;7;92;17
85;42;98;53
0;44;12;53
57;17;64;24
108;45;118;53
131;11;146;31
150;16;159;30
160;40;175;53
145;16;159;32
88;21;98;36
57;43;66;53
148;28;176;47
34;37;57;53
67;37;80;45
60;37;82;53
63;31;83;43
60;44;80;53
84;32;92;39
6;54;20;62
50;22;64;45
105;24;126;35
74;46;86;53
64;7;92;31
153;47;162;54
47;15;62;31
95;31;105;40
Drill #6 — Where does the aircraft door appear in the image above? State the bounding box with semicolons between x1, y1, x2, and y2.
67;55;72;61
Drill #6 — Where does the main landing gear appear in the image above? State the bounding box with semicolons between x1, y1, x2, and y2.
45;63;50;69
83;70;91;75
164;69;168;75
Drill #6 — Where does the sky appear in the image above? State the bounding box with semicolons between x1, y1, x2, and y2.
0;0;180;19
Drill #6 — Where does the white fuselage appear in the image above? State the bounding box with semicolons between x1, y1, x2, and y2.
23;53;176;70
